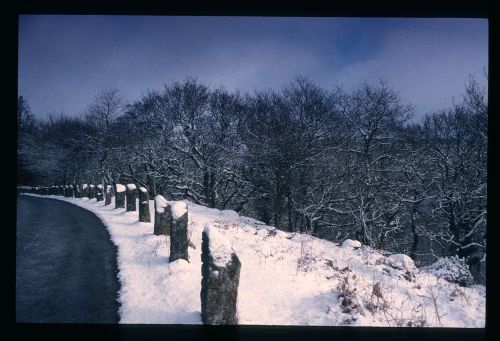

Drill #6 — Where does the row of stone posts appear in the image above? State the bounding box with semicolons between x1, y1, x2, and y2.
19;183;241;325
152;194;240;323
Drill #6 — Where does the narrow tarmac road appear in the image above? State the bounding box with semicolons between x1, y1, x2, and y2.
16;195;120;323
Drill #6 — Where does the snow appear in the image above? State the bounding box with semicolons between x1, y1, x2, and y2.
97;184;103;189
89;184;95;188
139;187;148;193
171;201;187;220
422;256;474;286
154;195;169;214
22;192;486;327
387;254;417;272
116;184;126;193
126;184;137;190
203;224;233;267
342;239;362;249
82;184;88;189
169;259;190;274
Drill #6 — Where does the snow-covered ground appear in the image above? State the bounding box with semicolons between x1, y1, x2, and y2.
22;193;485;327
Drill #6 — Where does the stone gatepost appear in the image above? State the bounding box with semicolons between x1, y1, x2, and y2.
74;184;81;198
88;184;96;199
138;187;151;222
105;185;113;206
126;184;137;212
201;225;241;325
96;184;104;202
169;201;189;262
154;195;171;236
115;184;126;208
82;184;89;198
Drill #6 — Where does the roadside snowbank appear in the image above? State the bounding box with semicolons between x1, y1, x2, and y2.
21;193;485;327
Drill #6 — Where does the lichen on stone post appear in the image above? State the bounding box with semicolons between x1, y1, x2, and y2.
169;201;188;262
126;183;137;212
154;195;171;236
201;225;241;325
138;187;151;222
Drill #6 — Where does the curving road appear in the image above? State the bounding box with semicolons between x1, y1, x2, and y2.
16;195;120;323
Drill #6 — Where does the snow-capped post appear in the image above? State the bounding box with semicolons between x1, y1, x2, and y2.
154;195;171;236
96;184;104;202
169;201;189;262
89;184;96;199
74;184;81;198
115;184;126;208
105;185;113;206
126;184;137;212
82;184;89;198
201;225;241;325
138;187;151;222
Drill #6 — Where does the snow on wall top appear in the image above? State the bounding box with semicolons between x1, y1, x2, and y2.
171;201;187;220
116;184;126;193
89;184;95;188
97;184;103;189
106;185;113;191
82;184;88;189
154;195;169;214
127;184;137;190
203;224;234;267
139;187;148;193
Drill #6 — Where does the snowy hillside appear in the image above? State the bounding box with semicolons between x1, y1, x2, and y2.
23;194;485;327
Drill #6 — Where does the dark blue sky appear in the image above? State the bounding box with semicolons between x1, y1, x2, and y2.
18;16;487;120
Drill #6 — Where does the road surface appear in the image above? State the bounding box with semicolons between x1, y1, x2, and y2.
16;195;120;323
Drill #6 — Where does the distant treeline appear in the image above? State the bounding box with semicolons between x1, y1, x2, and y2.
17;76;487;283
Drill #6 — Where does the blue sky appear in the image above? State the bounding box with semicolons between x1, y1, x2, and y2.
18;16;488;120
